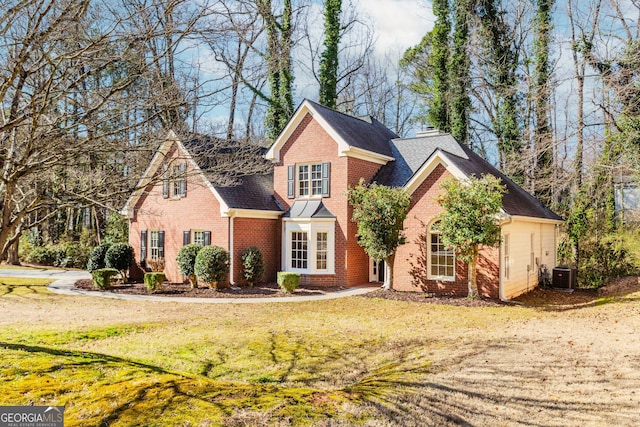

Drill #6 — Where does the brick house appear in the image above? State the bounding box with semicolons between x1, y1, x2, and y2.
122;99;563;299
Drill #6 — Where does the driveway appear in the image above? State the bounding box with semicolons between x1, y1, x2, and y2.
0;268;378;303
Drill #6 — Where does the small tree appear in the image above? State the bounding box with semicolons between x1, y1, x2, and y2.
347;180;411;290
194;245;230;289
177;244;202;289
241;246;264;287
87;244;111;273
437;174;506;298
104;243;135;282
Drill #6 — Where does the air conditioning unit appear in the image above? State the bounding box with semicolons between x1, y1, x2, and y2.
552;267;577;289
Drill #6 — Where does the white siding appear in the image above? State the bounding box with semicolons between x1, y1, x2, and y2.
501;220;559;299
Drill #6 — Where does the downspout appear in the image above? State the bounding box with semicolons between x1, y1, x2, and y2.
228;214;235;285
499;216;524;305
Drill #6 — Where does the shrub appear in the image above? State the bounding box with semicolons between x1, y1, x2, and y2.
277;272;300;293
91;268;119;290
147;257;165;272
87;244;111;273
578;236;637;288
105;243;135;281
25;246;57;265
177;244;202;288
144;272;166;292
241;246;264;287
57;241;91;268
194;245;229;289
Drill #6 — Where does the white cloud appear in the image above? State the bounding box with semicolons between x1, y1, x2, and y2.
353;0;434;55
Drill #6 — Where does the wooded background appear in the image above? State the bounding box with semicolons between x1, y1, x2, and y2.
1;0;638;284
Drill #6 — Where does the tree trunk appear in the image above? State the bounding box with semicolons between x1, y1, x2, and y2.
7;240;20;265
382;254;395;291
467;255;479;298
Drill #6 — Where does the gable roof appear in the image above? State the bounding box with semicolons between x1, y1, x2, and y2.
121;131;281;217
266;99;397;164
374;131;562;222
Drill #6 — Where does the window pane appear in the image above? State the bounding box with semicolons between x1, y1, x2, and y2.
429;224;454;278
311;164;323;195
316;232;328;270
291;232;308;269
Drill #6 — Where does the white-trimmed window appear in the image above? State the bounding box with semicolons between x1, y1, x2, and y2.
284;220;335;274
149;230;165;259
428;220;455;280
504;234;510;280
193;231;205;246
291;231;308;269
163;162;187;198
288;163;330;199
316;232;328;270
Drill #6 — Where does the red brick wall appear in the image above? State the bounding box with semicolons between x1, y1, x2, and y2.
273;113;383;286
129;143;230;282
232;217;280;285
393;164;500;298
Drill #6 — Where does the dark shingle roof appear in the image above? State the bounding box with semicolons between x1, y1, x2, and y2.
374;132;562;221
215;173;281;211
305;99;398;158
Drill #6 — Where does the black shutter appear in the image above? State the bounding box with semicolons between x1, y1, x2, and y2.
140;230;147;261
183;231;190;246
162;164;169;198
321;162;330;197
287;165;295;198
203;231;211;246
158;231;165;258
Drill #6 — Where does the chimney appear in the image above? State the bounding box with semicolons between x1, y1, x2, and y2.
415;127;440;137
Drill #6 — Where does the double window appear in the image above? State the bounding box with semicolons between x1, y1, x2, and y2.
285;221;335;274
287;162;330;198
163;161;187;199
183;230;211;246
428;220;455;280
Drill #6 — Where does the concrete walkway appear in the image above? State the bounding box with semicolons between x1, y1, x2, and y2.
0;268;379;304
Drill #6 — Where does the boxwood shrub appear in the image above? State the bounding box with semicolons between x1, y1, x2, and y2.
91;268;119;290
105;243;134;281
144;272;166;292
241;246;264;287
194;245;229;289
87;244;111;273
177;244;202;288
277;272;300;293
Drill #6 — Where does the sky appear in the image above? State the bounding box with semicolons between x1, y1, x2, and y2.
352;0;434;56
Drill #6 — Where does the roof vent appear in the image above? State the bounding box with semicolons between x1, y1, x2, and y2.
415;127;440;137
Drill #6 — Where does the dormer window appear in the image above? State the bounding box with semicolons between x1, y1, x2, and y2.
287;162;330;198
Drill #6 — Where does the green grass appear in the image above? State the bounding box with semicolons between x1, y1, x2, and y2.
0;289;542;426
0;277;53;296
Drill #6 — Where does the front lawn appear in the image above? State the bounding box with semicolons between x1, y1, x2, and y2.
0;279;639;426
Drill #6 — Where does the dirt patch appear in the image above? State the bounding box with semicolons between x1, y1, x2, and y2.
359;289;506;307
74;279;345;298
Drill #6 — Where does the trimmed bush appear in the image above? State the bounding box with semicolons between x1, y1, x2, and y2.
277;272;300;293
105;243;134;281
241;246;264;287
194;245;229;289
144;272;166;292
25;246;57;265
91;268;119;290
87;244;111;273
177;244;202;288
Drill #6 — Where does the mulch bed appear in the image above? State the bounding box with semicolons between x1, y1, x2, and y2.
74;279;344;298
359;289;507;307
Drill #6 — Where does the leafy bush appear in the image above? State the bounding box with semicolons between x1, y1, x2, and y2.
87;244;111;273
277;272;300;293
105;243;134;281
578;236;637;288
91;268;119;290
144;272;166;292
25;246;57;265
241;246;264;287
57;240;90;269
194;245;229;289
177;244;202;288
